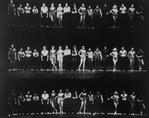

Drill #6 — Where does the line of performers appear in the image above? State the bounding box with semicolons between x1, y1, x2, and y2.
8;0;144;28
8;89;146;116
8;44;144;72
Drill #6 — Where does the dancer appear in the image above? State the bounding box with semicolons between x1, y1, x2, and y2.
50;90;57;113
49;3;56;27
64;89;72;113
8;44;17;71
25;47;32;71
128;4;135;27
18;93;25;115
110;5;118;28
88;91;94;114
102;46;109;71
71;4;78;28
72;90;79;114
110;91;119;115
136;5;144;26
137;94;145;115
63;3;71;27
109;47;118;72
32;6;39;26
94;5;102;28
128;47;135;71
119;4;127;27
8;90;17;116
87;48;94;71
57;89;64;114
136;48;144;71
18;48;25;70
129;92;136;115
25;91;32;114
41;46;49;70
94;91;103;115
32;49;39;70
119;46;128;71
63;45;71;71
24;3;31;26
40;3;48;27
78;3;86;28
50;45;57;71
102;4;109;27
120;91;129;115
56;3;63;28
87;6;93;28
72;46;78;71
17;4;24;25
32;93;40;114
57;46;64;71
78;46;87;71
79;89;87;114
94;47;102;71
7;0;16;25
41;90;49;113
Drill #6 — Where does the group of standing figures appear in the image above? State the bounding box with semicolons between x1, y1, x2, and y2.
8;89;146;116
8;44;144;72
8;0;144;28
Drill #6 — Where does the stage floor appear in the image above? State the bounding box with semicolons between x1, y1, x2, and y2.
5;113;148;118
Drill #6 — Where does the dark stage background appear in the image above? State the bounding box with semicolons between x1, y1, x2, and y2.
0;0;149;117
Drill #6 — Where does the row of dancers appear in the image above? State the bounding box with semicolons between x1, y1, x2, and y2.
8;44;144;72
8;89;146;116
8;0;144;28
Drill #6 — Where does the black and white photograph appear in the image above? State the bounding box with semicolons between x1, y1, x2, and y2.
0;0;148;118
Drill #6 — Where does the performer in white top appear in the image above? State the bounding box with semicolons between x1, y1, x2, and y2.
128;47;135;71
120;91;129;115
63;3;71;27
110;5;118;28
78;46;87;71
56;3;63;28
41;46;49;70
119;4;127;27
17;4;24;25
32;49;39;70
110;91;119;115
87;6;93;28
41;90;49;113
50;45;57;70
57;89;64;114
110;47;118;72
18;47;25;70
40;3;48;18
25;47;32;70
119;46;128;71
64;89;72;99
78;3;86;28
40;3;48;26
57;46;64;70
63;45;71;71
24;3;31;25
32;6;39;26
87;48;94;71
